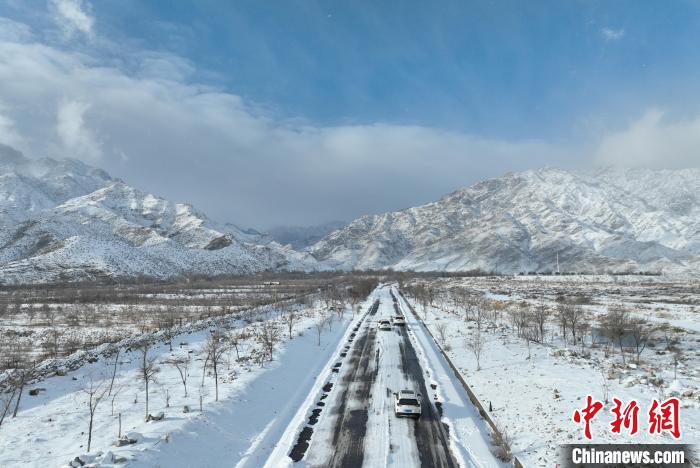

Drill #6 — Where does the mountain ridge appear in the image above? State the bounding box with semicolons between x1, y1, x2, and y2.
0;147;316;284
307;167;700;274
1;144;698;283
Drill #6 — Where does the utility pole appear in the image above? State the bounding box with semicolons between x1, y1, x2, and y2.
556;252;560;274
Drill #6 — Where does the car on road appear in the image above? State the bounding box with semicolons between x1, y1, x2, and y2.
394;389;421;418
378;319;392;330
392;316;406;326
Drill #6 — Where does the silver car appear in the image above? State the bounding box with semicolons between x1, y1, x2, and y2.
394;389;421;418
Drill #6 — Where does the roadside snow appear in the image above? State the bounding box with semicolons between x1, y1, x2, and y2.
0;302;351;468
402;286;700;467
396;289;504;467
259;293;377;468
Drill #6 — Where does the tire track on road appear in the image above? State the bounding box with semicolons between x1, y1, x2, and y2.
325;300;379;468
398;325;458;468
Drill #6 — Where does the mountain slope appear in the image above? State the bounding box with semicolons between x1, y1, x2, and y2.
0;143;113;225
0;148;316;284
308;168;700;274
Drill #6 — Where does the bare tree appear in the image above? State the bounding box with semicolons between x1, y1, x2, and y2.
315;314;329;346
0;390;16;426
467;327;485;371
672;351;682;380
435;322;448;345
427;286;436;308
11;360;36;418
599;366;610;404
578;322;590;351
629;318;650;364
25;305;36;325
83;377;109;452
475;298;491;327
660;323;679;351
283;309;298;340
254;321;281;361
508;308;528;340
532;303;549;343
228;330;250;361
602;307;630;364
556;299;569;343
161;318;178;352
42;306;57;328
420;286;430;319
41;333;59;360
523;322;536;360
167;354;191;397
110;383;124;416
567;304;585;346
474;302;487;332
107;348;120;396
461;293;477;322
137;343;160;420
325;313;335;332
204;331;229;401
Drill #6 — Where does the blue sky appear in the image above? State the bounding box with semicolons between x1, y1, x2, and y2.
92;0;700;139
0;1;699;227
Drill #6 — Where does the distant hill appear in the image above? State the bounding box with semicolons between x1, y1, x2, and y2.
308;167;700;275
0;145;316;284
2;141;697;283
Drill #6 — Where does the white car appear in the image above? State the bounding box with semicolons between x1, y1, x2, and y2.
392;316;406;326
378;319;392;331
394;389;421;418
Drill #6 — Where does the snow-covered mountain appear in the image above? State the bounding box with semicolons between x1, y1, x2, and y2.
0;146;316;284
308;167;700;275
2;142;698;283
0;144;113;226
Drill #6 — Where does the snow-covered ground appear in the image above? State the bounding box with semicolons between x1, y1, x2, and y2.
0;298;355;467
4;276;696;467
0;281;320;368
400;276;700;467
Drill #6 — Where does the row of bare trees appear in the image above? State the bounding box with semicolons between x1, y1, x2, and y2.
0;274;377;458
0;272;360;371
404;282;662;370
79;314;293;453
599;307;651;365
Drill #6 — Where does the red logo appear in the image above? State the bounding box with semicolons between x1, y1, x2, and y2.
572;396;682;440
648;397;681;439
573;395;604;440
610;398;639;435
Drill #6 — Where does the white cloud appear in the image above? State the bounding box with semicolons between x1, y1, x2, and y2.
601;27;625;41
0;17;34;42
56;99;102;160
0;13;695;227
50;0;94;38
0;105;23;149
0;28;566;225
595;109;700;169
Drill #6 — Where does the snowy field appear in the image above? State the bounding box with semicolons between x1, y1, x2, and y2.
0;277;372;467
2;274;697;467
400;275;700;467
0;277;331;368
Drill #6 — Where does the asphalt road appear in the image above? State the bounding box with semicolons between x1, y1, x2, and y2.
304;287;458;468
